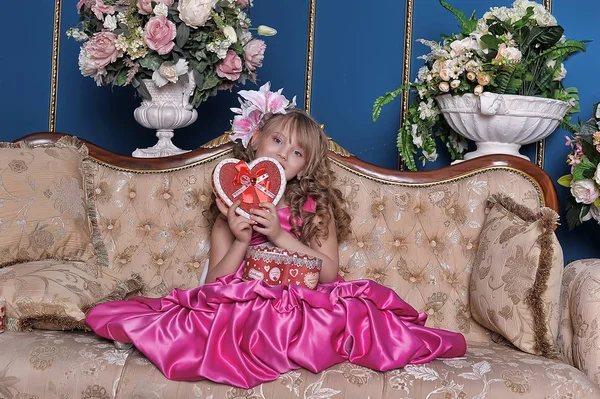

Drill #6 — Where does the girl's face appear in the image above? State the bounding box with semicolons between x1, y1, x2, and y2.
254;126;306;181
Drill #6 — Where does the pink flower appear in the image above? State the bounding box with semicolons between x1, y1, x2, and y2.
571;179;599;204
91;0;115;20
144;16;177;55
137;0;174;15
216;50;243;81
236;0;249;9
76;0;86;13
243;39;266;71
84;31;122;69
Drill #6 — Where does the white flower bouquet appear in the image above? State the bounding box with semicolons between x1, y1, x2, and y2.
67;0;276;107
373;0;586;170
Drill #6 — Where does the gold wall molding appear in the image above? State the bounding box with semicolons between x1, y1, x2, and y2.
49;0;62;132
535;0;552;169
304;0;317;114
399;0;414;171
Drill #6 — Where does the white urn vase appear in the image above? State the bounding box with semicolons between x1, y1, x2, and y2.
435;92;570;161
132;73;197;158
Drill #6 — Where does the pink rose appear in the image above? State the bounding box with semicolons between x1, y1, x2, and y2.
137;0;174;15
144;16;177;55
236;0;249;9
216;50;243;81
91;0;115;20
76;0;86;13
85;31;122;69
243;39;266;71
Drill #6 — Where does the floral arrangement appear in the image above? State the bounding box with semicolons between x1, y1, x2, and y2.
558;102;600;229
67;0;277;107
372;0;586;171
230;81;296;148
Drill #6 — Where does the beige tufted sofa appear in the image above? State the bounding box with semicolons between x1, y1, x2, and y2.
1;132;600;398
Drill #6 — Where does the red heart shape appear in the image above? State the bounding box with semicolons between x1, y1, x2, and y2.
213;157;286;219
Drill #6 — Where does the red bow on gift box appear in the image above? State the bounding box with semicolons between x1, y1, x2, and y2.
232;161;275;204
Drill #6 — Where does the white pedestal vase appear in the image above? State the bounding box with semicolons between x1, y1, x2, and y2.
435;92;570;162
132;73;197;158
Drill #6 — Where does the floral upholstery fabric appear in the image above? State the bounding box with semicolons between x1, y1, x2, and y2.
90;160;217;297
2;331;597;398
0;137;106;268
0;260;141;331
558;258;600;388
0;330;130;399
469;196;563;358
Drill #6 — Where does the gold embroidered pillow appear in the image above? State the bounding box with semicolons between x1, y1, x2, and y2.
0;260;142;331
469;194;563;359
0;137;107;267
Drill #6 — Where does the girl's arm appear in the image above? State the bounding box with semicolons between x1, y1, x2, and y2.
251;203;340;283
206;200;253;283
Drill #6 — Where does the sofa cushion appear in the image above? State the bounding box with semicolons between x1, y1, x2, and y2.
469;194;563;358
0;330;131;398
0;136;107;268
0;260;141;331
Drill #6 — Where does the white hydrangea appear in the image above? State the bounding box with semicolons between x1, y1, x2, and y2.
207;39;232;59
66;28;88;41
418;99;438;120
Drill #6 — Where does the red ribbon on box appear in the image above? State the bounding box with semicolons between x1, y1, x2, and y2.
232;161;274;204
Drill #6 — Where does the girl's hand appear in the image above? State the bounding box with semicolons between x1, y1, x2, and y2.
224;199;253;244
250;202;283;243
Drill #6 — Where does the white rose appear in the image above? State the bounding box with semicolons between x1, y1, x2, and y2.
222;25;237;43
103;14;118;31
595;164;600;186
439;67;451;81
584;205;600;223
152;58;189;87
496;44;522;63
439;82;450;92
571;179;600;204
178;0;213;28
154;3;169;17
466;71;476;81
474;85;484;96
450;79;460;89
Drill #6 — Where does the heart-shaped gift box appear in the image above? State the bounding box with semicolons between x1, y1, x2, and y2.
243;244;322;290
212;157;286;219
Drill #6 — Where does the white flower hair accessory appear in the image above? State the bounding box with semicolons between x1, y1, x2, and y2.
230;82;297;148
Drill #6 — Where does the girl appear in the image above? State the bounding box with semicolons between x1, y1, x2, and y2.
85;83;466;389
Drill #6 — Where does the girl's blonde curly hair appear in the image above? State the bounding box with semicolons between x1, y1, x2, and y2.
207;108;351;245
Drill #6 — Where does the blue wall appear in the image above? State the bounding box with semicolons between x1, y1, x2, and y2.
1;0;599;261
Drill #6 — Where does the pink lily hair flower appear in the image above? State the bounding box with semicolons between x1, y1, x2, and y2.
229;82;297;148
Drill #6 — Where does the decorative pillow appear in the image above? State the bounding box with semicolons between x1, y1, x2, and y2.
469;194;563;359
0;260;142;331
0;136;107;267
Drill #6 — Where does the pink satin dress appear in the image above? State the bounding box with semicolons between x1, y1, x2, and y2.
86;199;466;388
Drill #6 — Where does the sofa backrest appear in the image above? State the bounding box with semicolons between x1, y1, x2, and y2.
25;133;552;344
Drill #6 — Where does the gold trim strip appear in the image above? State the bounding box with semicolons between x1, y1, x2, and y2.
536;0;552;169
304;0;317;114
399;0;414;171
49;0;62;132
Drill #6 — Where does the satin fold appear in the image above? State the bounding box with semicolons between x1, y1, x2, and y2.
86;200;466;388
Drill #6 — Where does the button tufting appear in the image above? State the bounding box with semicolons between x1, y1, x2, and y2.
94;188;102;194
393;239;401;247
409;277;417;283
192;262;200;268
163;193;171;200
430;240;437;248
427;308;435;315
378;204;384;211
357;241;365;248
466;242;473;250
129;191;136;198
144;224;151;231
107;224;114;230
156;258;164;266
414;207;421;213
200;194;207;202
